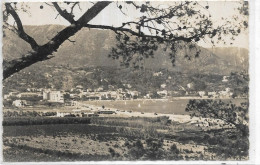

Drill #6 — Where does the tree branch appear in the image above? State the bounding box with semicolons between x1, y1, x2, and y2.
77;1;111;24
70;2;79;14
3;1;112;80
42;1;112;52
5;3;39;50
52;2;75;24
84;24;209;43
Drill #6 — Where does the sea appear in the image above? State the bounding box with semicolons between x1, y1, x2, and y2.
83;98;247;115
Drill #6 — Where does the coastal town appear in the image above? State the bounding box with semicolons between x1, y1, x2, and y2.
3;74;247;131
3;78;245;134
4;75;239;108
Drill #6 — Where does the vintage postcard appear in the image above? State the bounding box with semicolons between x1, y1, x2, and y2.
1;0;257;163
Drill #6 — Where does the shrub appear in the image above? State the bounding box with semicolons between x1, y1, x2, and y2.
124;140;130;147
108;147;116;157
170;144;179;154
128;140;145;160
143;138;165;160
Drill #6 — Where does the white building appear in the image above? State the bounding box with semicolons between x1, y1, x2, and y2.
219;88;233;98
157;90;168;97
4;95;9;100
110;91;118;99
208;91;218;98
76;85;83;89
198;91;206;97
222;76;229;82
43;90;64;103
225;88;231;92
56;112;70;117
78;90;89;98
128;91;139;98
153;71;163;77
96;87;104;92
161;83;167;89
123;84;132;89
187;83;194;89
117;88;124;93
12;100;27;107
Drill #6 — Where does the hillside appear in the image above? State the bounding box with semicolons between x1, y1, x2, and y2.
3;24;249;75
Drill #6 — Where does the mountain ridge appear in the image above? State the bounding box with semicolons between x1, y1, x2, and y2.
3;24;249;75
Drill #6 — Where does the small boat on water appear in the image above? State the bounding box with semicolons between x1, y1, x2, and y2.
138;103;141;108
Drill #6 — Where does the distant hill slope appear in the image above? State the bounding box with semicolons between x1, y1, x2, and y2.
207;47;249;69
3;24;248;75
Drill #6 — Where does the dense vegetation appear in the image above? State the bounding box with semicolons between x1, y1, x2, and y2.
3;65;249;98
185;99;249;159
3;114;248;161
3;110;57;118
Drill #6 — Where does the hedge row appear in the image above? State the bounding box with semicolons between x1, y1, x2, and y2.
3;117;91;126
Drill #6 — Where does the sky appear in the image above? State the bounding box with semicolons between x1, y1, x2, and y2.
5;1;249;49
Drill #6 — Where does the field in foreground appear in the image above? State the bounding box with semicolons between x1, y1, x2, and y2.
3;116;248;161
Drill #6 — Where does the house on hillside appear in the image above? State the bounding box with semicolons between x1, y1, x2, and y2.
43;90;64;103
108;85;115;90
3;94;10;100
76;85;83;90
187;83;194;89
44;73;52;78
157;90;168;98
123;83;132;89
153;71;163;77
117;88;124;93
161;83;167;89
222;76;229;82
96;87;104;92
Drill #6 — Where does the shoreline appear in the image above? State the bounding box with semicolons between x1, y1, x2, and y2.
83;97;248;102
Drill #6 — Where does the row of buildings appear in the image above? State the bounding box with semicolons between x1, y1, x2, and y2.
156;88;234;99
198;88;233;99
5;88;140;107
5;84;235;108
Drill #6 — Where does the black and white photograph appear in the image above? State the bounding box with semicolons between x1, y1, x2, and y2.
1;0;257;163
